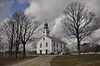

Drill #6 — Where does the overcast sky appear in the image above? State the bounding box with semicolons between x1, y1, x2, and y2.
0;0;100;46
0;0;100;20
0;0;100;33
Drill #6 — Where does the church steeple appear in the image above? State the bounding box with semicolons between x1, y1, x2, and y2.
42;22;50;36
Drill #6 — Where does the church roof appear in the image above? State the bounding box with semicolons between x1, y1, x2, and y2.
46;35;67;45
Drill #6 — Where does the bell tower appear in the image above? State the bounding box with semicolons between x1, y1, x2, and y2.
42;22;50;36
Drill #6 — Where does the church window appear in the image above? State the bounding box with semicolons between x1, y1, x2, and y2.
46;42;48;47
54;49;55;52
61;44;62;48
43;31;45;33
57;49;58;52
40;50;42;54
57;43;58;47
47;31;49;33
54;42;55;47
43;37;45;40
45;49;48;54
40;43;42;48
61;49;62;52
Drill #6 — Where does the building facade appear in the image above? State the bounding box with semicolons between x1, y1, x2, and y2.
37;23;66;54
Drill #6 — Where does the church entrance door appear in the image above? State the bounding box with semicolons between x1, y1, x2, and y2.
40;50;42;54
45;50;48;54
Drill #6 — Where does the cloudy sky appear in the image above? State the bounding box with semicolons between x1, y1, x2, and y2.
0;0;100;20
0;0;100;28
0;0;100;47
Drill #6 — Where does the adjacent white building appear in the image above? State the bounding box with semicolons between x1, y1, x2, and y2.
37;23;66;54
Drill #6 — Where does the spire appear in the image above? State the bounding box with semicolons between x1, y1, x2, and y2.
42;22;50;36
44;22;48;29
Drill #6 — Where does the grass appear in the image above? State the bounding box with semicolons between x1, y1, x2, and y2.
0;56;37;66
51;54;100;66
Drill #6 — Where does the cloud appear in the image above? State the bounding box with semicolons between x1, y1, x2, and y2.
51;15;65;37
25;0;100;21
10;0;29;16
25;0;71;22
0;0;100;21
0;0;12;20
0;0;29;20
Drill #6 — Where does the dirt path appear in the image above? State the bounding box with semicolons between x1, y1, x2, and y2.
10;55;55;66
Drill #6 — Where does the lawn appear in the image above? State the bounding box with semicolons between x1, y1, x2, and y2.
51;54;100;66
0;56;37;66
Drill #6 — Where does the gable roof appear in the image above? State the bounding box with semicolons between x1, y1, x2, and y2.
46;35;67;45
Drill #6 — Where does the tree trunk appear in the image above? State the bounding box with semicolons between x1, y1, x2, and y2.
1;52;3;58
9;44;13;57
15;45;19;58
77;38;81;54
23;43;26;58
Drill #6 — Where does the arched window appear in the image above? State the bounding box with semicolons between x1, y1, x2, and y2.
57;43;58;47
40;43;42;48
43;31;45;33
43;37;45;40
46;42;48;47
54;49;55;52
61;44;62;48
54;42;55;46
57;49;58;52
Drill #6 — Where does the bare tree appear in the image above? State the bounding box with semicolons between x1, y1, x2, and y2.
0;37;4;58
0;19;16;56
62;1;97;54
0;18;20;58
0;36;8;58
0;11;40;58
12;11;40;57
13;12;22;58
19;15;40;57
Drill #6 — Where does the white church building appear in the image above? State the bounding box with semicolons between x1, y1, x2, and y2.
37;23;67;54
